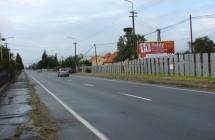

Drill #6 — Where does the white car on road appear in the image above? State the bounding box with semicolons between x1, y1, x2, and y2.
58;68;70;77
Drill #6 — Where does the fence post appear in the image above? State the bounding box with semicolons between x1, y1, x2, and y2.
169;56;174;76
155;58;160;75
184;54;190;76
189;54;195;77
196;54;202;77
164;57;169;76
136;59;139;74
160;57;164;75
151;58;155;75
143;59;147;74
109;65;111;73
139;59;142;74
132;60;135;74
124;61;126;74
203;53;209;77
179;54;185;76
211;53;215;77
174;55;179;76
147;58;152;75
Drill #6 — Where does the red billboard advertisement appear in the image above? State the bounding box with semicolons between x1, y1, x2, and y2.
138;41;175;58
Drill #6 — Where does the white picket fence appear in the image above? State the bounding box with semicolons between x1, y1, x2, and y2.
81;53;215;78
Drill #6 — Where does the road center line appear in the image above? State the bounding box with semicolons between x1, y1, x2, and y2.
117;92;152;101
83;83;95;87
29;75;109;140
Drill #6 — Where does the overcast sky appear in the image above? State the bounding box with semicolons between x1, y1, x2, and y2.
0;0;215;65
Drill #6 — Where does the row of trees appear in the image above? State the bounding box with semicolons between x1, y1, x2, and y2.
31;50;91;70
191;36;215;53
0;45;24;71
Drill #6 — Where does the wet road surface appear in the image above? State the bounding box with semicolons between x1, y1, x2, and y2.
27;70;215;140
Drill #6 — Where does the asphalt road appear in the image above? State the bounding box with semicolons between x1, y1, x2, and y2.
27;70;215;140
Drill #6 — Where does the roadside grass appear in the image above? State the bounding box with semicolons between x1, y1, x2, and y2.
77;72;215;90
26;73;58;140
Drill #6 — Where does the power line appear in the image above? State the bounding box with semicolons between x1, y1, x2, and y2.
161;18;189;31
144;30;157;37
193;13;215;19
143;13;215;37
83;46;95;56
95;42;117;46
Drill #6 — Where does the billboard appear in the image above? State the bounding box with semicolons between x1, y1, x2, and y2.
138;41;175;58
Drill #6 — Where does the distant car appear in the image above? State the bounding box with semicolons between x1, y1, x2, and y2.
58;68;70;77
37;69;42;73
64;67;75;73
42;69;48;72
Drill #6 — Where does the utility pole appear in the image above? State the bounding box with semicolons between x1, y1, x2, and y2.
5;42;10;61
0;33;3;62
61;56;64;67
94;44;98;66
74;42;77;72
0;45;3;62
5;42;8;48
156;29;161;41
189;14;193;53
130;10;137;57
125;0;137;57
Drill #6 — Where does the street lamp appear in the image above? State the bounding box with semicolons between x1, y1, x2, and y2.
1;36;15;62
66;36;78;72
124;0;134;11
124;0;137;58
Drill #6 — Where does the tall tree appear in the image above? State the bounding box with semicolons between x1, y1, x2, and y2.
114;28;146;62
41;50;48;68
193;36;215;53
15;53;24;70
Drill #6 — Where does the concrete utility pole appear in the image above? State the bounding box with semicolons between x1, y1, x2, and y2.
66;36;78;72
189;14;193;53
94;44;98;66
125;0;137;53
5;42;10;61
156;29;161;41
74;42;77;72
0;45;3;62
0;33;3;62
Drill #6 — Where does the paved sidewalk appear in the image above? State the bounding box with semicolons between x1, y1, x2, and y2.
0;72;41;140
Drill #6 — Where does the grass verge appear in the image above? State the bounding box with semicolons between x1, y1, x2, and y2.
26;73;58;140
77;73;215;90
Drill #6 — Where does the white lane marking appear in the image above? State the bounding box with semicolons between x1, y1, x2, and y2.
83;83;94;87
30;75;109;140
142;83;215;95
117;92;152;101
68;79;73;82
72;75;215;95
